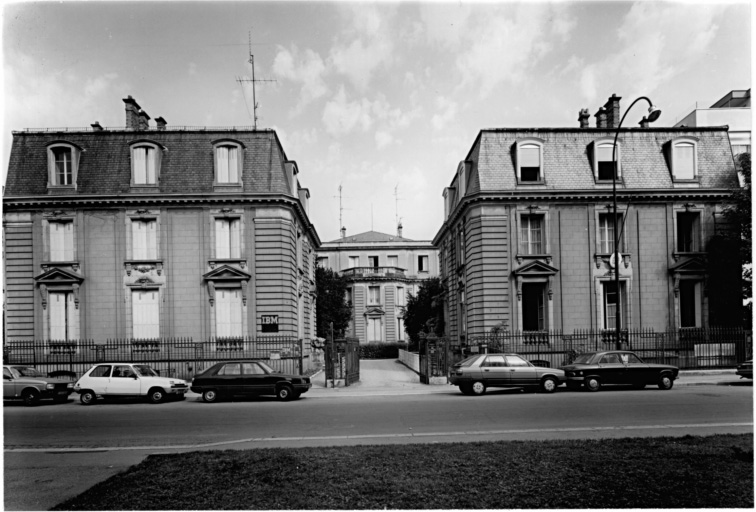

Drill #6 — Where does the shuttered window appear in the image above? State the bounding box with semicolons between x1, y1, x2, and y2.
133;146;157;184
49;221;74;261
673;142;696;180
215;218;241;258
132;219;158;259
132;290;160;339
216;146;240;183
519;215;543;254
49;292;76;340
216;289;243;338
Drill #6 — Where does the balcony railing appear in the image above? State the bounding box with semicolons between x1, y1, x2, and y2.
341;266;406;278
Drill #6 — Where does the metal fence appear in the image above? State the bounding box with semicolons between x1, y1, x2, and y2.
419;327;751;383
325;337;360;386
2;336;316;381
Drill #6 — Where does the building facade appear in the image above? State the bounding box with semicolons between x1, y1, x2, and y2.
317;227;439;343
434;95;742;344
3;96;320;346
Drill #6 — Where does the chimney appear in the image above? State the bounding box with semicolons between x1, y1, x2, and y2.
91;121;103;132
155;117;167;131
138;110;151;130
123;96;141;130
594;107;607;129
397;223;403;238
578;108;590;128
341;227;346;239
604;94;622;128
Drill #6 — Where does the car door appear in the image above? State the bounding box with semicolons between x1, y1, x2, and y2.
620;353;651;384
3;367;18;398
479;355;509;386
216;363;243;395
86;365;113;394
241;362;268;395
597;354;625;384
504;355;538;386
106;365;142;396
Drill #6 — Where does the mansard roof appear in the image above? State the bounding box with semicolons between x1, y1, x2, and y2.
4;128;292;197
326;230;416;244
458;126;738;195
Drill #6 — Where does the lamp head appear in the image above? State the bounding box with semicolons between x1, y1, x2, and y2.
647;105;661;123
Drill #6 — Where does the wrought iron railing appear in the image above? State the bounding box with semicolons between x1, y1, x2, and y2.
340;266;406;278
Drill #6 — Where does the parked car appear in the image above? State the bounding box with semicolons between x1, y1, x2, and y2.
190;361;312;402
3;365;75;405
74;363;189;405
560;350;678;391
448;353;565;396
736;359;753;379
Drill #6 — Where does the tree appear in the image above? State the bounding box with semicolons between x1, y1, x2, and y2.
403;277;445;348
315;267;352;339
724;152;752;327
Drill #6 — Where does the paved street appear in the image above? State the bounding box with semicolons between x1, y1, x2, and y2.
3;360;753;510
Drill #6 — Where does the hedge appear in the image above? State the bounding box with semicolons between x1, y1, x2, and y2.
359;342;402;359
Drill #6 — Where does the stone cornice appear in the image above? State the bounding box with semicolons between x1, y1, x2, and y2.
432;188;734;246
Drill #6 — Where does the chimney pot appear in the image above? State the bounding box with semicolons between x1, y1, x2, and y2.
155;116;167;131
397;223;403;238
594;107;607;129
604;94;622;129
138;110;151;130
578;108;591;128
91;121;103;132
123;96;141;130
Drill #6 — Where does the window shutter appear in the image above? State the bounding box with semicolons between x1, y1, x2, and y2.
63;221;74;260
229;219;241;258
134;148;146;184
229;290;243;337
132;221;145;259
520;145;540;167
228;147;238;183
216;290;231;338
71;148;79;185
48;148;55;186
67;292;79;340
133;290;159;339
674;143;695;179
146;147;156;184
216;219;230;258
147;220;158;258
217;147;229;183
49;292;67;340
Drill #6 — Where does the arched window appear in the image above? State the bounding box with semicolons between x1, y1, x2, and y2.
214;141;244;185
130;142;162;186
46;142;81;188
669;138;698;181
592;139;621;181
516;139;544;183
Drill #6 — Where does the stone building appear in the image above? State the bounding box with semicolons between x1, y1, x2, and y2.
317;227;439;343
434;94;742;344
3;96;319;345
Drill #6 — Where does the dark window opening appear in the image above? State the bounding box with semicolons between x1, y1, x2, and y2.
598;161;617;181
520;167;541;182
522;283;546;331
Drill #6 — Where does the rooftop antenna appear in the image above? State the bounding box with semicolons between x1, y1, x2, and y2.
394;184;404;230
236;31;276;129
333;184;351;238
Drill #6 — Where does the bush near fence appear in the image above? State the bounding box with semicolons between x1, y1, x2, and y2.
359;342;402;359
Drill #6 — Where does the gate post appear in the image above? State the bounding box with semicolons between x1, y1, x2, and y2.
298;338;304;375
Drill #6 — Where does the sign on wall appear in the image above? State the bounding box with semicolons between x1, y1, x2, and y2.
261;314;279;333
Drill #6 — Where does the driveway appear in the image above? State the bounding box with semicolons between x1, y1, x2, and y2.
312;358;421;388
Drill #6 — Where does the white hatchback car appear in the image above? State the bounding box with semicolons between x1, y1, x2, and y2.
74;363;189;405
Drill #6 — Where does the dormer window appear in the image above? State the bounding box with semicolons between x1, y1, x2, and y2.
214;141;244;185
516;140;544;183
592;140;620;181
670;138;698;181
46;142;81;188
130;142;162;186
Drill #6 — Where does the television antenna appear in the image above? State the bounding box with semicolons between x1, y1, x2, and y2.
334;184;352;238
236;32;276;129
394;184;404;232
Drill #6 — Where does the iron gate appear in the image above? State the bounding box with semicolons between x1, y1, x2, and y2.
325;337;360;386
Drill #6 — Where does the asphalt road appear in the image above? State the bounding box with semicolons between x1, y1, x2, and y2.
4;384;753;510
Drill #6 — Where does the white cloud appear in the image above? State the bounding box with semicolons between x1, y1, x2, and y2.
188;62;197;76
431;96;458;131
272;44;328;114
375;131;394;149
578;3;724;105
322;86;374;136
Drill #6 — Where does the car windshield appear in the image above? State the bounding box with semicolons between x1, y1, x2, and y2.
133;365;159;377
256;361;276;374
573;353;596;364
456;356;480;367
14;367;44;378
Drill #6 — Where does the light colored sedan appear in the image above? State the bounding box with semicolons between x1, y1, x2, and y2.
449;353;565;395
74;363;188;405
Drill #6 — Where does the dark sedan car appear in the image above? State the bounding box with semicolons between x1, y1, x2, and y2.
560;350;678;392
736;359;753;379
190;361;311;402
449;353;565;395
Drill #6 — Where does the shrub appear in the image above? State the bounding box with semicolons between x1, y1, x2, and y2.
359;342;402;359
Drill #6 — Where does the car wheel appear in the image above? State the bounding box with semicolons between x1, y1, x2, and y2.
22;389;40;406
566;382;581;391
632;382;646;390
470;381;486;396
80;390;96;405
658;374;674;390
540;377;558;394
202;390;218;403
148;388;165;404
584;377;601;392
277;385;294;401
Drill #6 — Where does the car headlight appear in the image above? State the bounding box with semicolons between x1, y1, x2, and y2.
67;383;74;389
46;383;55;390
169;380;175;385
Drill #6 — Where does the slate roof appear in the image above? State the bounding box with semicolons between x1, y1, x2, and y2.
4;129;294;197
325;230;419;244
454;126;739;194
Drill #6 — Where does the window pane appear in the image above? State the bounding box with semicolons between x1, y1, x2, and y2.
677;212;700;252
133;147;146;184
229;219;241;258
49;292;69;340
54;148;72;185
216;146;229;183
145;147;156;184
520;146;540;167
674;143;695;180
216;219;230;258
216;289;243;338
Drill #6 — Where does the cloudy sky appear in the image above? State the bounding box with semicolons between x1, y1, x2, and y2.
2;1;751;242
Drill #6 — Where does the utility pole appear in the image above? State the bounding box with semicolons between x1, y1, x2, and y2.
236;32;276;129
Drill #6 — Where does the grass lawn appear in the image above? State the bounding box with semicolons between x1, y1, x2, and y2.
54;434;753;510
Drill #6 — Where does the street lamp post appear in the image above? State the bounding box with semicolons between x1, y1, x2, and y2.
611;97;661;349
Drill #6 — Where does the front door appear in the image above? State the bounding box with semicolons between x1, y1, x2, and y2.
367;317;381;342
106;365;142;395
597;353;625;384
480;355;509;386
504;355;538;385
